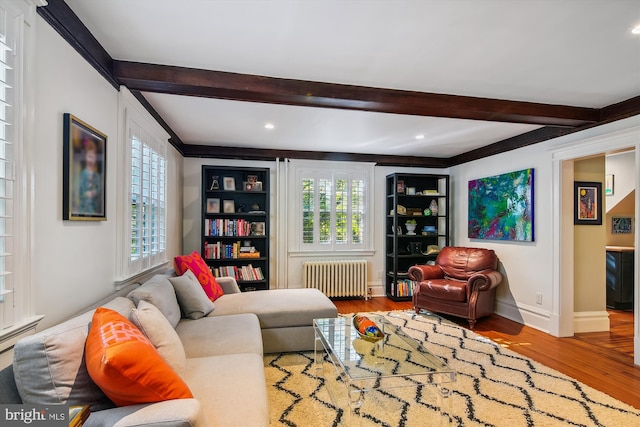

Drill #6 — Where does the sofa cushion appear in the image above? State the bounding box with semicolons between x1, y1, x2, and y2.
13;297;134;410
85;307;192;407
174;251;224;302
183;353;268;427
129;300;187;376
210;288;338;329
127;274;181;328
176;313;263;358
168;269;215;319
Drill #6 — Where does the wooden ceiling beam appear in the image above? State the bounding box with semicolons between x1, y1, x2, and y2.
113;60;599;128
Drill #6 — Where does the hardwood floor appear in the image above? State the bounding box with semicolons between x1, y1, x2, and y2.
332;298;640;410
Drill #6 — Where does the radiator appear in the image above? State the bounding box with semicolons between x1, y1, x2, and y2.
303;260;368;299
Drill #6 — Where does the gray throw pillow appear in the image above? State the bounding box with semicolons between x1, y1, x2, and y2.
127;274;181;328
169;269;215;319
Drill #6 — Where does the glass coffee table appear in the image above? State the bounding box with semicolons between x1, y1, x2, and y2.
313;314;456;426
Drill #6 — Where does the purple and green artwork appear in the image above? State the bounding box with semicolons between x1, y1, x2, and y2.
468;168;534;241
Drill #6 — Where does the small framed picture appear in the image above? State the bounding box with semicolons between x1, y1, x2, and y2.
247;175;258;183
406;187;416;195
253;181;263;191
397;180;405;194
612;217;632;234
251;222;265;236
223;200;235;213
574;181;602;225
243;181;253;191
206;198;220;213
223;177;236;191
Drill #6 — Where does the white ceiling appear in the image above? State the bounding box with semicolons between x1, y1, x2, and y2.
64;0;640;158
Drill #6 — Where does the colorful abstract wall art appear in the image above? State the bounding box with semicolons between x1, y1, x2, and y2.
468;168;534;241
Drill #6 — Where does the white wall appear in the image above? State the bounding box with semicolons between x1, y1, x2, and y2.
606;150;635;212
451;116;640;334
33;18;183;330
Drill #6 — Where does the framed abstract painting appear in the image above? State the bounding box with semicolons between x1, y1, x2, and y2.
468;168;534;241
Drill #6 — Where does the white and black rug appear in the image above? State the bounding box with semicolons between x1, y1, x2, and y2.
264;310;640;427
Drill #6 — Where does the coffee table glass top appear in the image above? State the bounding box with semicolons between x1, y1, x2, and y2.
313;314;454;382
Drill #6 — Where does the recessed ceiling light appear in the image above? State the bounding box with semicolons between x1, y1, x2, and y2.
264;123;275;130
632;24;640;35
415;134;425;140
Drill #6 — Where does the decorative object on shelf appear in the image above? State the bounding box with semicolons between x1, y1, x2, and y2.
396;204;407;215
243;181;254;191
206;198;220;214
405;219;417;235
210;176;219;190
62;113;107;221
424;207;431;216
429;199;439;215
422;225;436;235
396;226;402;235
406;187;416;195
223;177;235;191
469;168;534;241
605;174;614;196
223;200;235;213
407;242;421;255
353;315;384;342
251;203;260;211
397;180;405;193
247;175;258;183
612;216;632;234
574;181;602;226
422;245;440;256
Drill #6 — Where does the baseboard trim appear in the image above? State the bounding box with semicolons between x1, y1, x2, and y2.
573;310;610;333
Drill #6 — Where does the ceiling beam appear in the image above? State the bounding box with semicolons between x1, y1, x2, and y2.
113;61;600;128
182;144;450;168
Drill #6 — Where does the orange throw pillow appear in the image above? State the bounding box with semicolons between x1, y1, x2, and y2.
85;307;193;406
174;251;224;301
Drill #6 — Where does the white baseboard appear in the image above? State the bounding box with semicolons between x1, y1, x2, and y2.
573;311;610;333
495;299;552;334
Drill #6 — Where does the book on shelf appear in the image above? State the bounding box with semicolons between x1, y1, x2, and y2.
211;264;264;282
204;240;245;259
204;218;260;237
391;279;416;297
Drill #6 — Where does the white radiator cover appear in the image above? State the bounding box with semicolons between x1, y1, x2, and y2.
303;260;368;299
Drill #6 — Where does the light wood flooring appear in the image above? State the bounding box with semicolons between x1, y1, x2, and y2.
332;298;640;410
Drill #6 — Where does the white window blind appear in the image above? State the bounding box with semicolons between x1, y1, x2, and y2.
129;126;166;273
294;160;373;252
0;25;14;330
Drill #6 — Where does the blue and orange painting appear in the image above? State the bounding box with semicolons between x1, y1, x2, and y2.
468;168;534;241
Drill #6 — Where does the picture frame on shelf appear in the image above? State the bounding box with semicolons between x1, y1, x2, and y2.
253;181;263;191
206;198;220;213
397;180;405;194
251;222;265;236
62;113;107;221
574;181;602;225
243;181;254;191
223;177;236;191
406;187;416;195
223;200;235;213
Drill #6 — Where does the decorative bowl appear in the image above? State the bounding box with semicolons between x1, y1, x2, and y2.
353;315;385;342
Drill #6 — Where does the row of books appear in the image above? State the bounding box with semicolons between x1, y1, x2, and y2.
391;279;416;297
212;264;264;282
204;241;261;259
204;219;265;237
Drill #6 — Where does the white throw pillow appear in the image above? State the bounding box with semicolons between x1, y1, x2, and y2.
129;300;187;376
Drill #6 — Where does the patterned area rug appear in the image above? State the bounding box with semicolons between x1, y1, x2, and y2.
264;310;640;427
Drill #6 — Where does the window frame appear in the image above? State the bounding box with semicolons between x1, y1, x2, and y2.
116;88;169;282
291;160;374;254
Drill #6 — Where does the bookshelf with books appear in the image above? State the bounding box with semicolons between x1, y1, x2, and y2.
385;173;449;301
202;165;270;291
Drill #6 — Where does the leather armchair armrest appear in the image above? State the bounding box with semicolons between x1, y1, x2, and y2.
468;270;503;293
408;265;444;282
85;399;206;427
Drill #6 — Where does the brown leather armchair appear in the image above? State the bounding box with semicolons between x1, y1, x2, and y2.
408;246;502;328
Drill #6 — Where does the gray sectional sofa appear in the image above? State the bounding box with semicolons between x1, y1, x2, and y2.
0;270;338;426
